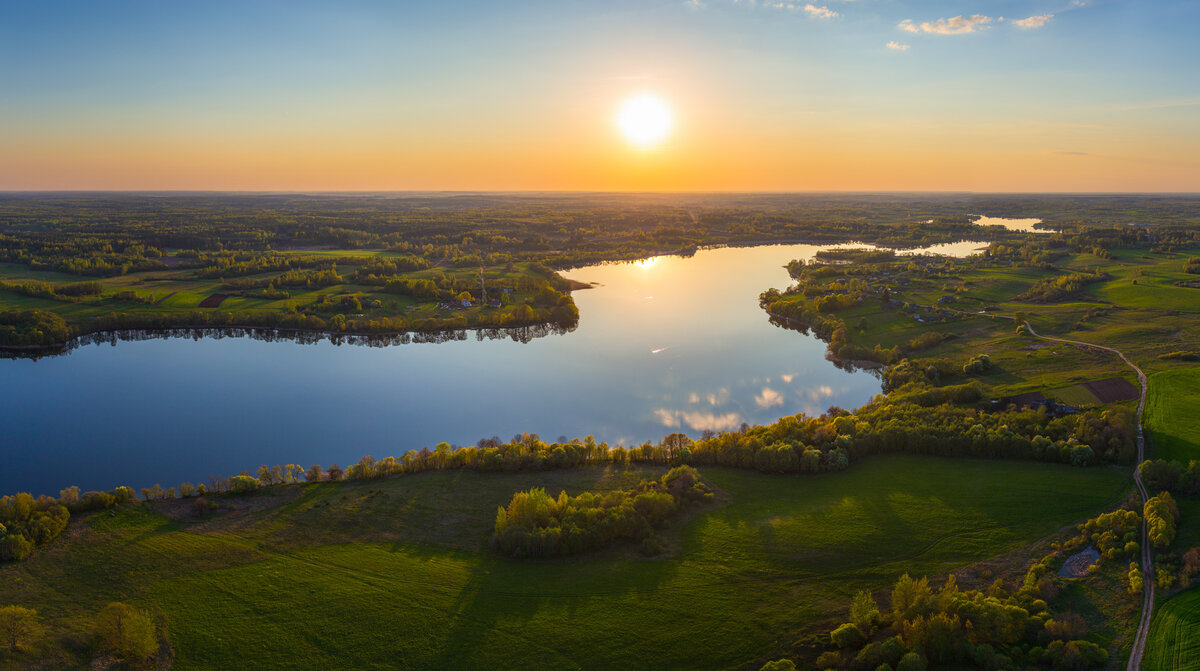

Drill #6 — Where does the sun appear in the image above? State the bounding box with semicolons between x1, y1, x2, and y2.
616;93;673;148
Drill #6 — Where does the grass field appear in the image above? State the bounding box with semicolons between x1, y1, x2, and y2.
1146;367;1200;462
0;255;574;347
1145;589;1200;671
0;457;1130;670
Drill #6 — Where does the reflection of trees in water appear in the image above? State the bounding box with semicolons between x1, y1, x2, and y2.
766;314;881;376
2;322;576;360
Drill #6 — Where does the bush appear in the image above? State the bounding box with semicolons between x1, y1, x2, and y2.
95;603;158;661
760;660;798;671
816;651;843;670
896;652;927;671
831;622;866;649
492;469;712;558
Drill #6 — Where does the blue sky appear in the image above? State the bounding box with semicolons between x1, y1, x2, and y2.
1;0;1198;190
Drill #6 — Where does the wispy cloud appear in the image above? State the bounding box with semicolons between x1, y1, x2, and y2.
899;15;994;35
655;408;744;432
886;41;911;51
804;4;838;19
1013;14;1053;29
755;387;784;408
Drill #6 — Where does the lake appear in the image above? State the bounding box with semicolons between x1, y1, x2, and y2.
0;241;980;496
972;215;1054;233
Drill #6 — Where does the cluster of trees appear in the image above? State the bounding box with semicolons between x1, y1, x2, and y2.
0;309;74;347
1077;507;1140;559
1184;257;1200;274
1145;491;1179;550
0;485;137;562
0;494;68;562
1015;270;1109;303
817;567;1108;671
962;354;993;376
144;394;1135;519
1139;458;1200;494
0;280;103;303
0;602;162;662
491;466;712;558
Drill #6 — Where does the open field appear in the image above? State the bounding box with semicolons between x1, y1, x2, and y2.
767;246;1200;399
1145;367;1200;462
1145;589;1200;671
0;457;1131;670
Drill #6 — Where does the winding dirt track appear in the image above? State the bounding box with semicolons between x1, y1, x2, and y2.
904;304;1154;665
1017;322;1152;670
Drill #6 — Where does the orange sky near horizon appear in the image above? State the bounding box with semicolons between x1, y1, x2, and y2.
3;1;1199;193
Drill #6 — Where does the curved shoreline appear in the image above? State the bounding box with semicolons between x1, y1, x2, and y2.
0;319;578;358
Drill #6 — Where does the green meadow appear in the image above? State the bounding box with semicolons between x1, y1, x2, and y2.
1145;589;1200;671
0;457;1129;670
1145;367;1200;462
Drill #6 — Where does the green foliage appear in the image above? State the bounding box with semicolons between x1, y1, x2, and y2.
0;308;73;347
491;466;712;558
95;602;157;661
0;493;69;562
890;574;931;622
1145;491;1180;550
831;622;866;649
227;475;260;494
1041;639;1108;670
1077;508;1141;559
0;605;42;653
849;590;880;629
759;660;797;671
895;652;926;671
962;354;993;376
1128;562;1144;596
1016;270;1109;302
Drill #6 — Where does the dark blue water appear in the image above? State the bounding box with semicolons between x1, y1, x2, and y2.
1;242;975;496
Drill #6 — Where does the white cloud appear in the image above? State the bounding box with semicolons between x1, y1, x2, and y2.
1013;14;1053;29
656;408;745;432
886;41;911;51
654;408;680;428
780;374;795;383
755;387;785;409
804;4;838;19
688;392;701;404
707;388;731;406
806;385;834;403
899;15;994;35
681;411;744;432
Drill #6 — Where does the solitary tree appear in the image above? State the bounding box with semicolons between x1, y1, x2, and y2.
0;605;43;652
95;603;157;661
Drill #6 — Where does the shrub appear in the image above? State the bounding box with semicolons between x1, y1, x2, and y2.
831;622;866;649
896;652;927;671
816;651;843;670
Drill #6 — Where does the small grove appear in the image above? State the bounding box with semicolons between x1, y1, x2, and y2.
810;568;1111;671
492;465;713;558
0;601;165;663
792;494;1196;671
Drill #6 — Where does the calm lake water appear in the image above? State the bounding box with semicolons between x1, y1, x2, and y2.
971;215;1053;233
0;241;980;496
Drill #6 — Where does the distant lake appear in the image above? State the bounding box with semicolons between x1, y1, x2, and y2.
972;215;1054;233
0;241;981;496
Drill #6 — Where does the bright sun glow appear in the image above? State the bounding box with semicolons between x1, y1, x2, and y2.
616;93;673;148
